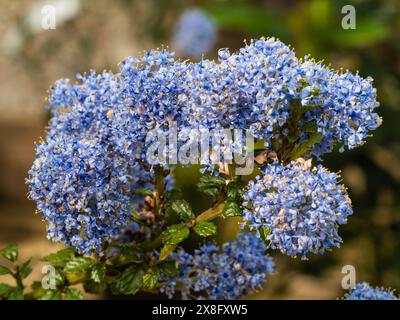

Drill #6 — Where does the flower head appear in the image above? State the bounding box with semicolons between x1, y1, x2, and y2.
242;160;353;259
344;282;398;300
296;59;381;157
160;232;275;299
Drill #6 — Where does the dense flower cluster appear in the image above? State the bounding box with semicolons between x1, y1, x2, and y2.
184;38;299;142
172;9;216;58
297;59;381;157
28;70;155;255
344;283;398;300
160;233;275;299
27;37;380;258
183;37;380;155
242;160;353;259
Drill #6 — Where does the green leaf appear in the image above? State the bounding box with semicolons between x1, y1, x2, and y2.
83;280;107;294
8;289;24;300
289;100;319;126
0;265;11;276
64;288;83;300
159;261;179;277
227;181;246;201
91;263;106;284
30;281;46;299
0;283;14;298
161;224;190;245
65;271;88;285
288;133;324;160
223;201;242;217
0;243;18;263
111;266;144;295
130;208;140;222
159;244;176;262
39;290;61;300
165;189;183;202
143;268;161;290
171;199;195;222
193;221;217;237
37;268;65;290
197;174;226;197
117;247;144;265
134;187;155;198
41;247;76;266
64;257;94;274
54;268;66;287
258;226;272;241
20;257;32;279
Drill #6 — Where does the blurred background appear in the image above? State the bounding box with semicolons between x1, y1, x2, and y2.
0;0;399;299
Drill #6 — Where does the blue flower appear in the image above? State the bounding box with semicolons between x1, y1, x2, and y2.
160;233;275;300
242;159;353;259
296;59;381;157
27;133;154;255
28;37;380;256
344;282;398;300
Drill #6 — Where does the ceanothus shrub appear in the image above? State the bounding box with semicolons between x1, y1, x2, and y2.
0;37;391;300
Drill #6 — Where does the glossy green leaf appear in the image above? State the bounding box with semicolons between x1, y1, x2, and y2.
64;287;83;300
227;181;246;201
0;243;18;263
111;266;143;295
83;280;107;294
161;224;190;245
223;201;242;217
159;244;176;262
0;265;11;276
39;290;61;300
288;133;324;160
91;263;106;284
159;260;179;277
171;199;195;222
258;226;272;241
20;257;32;279
41;247;76;266
197;174;226;197
193;221;217;237
64;257;94;274
143;268;161;290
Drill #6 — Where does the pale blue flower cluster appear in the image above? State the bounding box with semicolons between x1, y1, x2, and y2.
184;37;380;155
242;160;353;259
172;9;216;58
160;233;275;300
184;38;299;143
344;282;398;300
297;59;381;157
28;37;380;256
